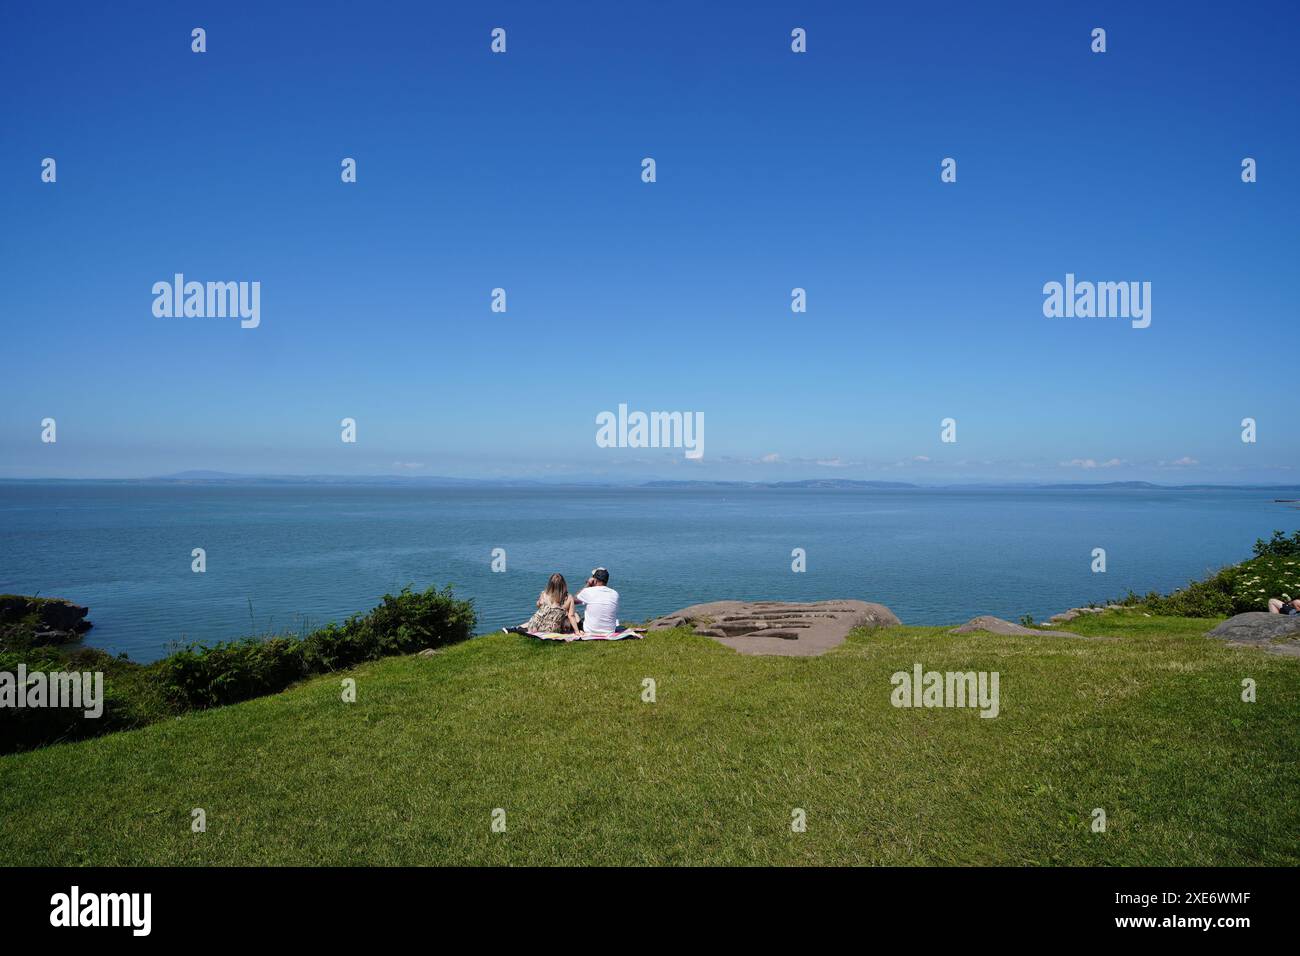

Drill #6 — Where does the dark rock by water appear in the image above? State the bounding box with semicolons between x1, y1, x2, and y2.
0;595;92;647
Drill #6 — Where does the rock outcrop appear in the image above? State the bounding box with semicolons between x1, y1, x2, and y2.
950;615;1082;638
1207;612;1300;657
0;595;92;646
645;599;899;657
1045;605;1121;624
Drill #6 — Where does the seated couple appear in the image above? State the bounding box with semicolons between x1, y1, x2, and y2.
1268;594;1300;615
507;567;621;635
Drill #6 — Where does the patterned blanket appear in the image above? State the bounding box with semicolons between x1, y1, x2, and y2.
526;629;642;642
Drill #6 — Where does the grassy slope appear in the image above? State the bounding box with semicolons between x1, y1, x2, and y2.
1;612;1296;866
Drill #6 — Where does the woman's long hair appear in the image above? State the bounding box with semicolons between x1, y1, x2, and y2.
542;573;569;606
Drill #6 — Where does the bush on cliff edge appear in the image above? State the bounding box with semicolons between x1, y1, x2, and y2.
1;585;475;753
157;585;476;709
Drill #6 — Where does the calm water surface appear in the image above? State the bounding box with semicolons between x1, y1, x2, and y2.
1;483;1296;662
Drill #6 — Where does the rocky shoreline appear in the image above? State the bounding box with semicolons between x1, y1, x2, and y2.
0;596;93;648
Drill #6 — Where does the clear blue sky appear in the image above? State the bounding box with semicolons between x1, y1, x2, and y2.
2;1;1296;482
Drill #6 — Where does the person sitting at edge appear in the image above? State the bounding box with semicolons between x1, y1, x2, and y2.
506;573;582;635
575;567;620;634
1267;594;1300;615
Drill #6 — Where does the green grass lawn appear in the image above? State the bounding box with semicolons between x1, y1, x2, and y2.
1;611;1296;866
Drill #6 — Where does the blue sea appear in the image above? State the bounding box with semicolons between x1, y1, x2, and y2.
1;482;1297;663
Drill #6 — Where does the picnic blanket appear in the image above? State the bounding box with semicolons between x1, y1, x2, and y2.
526;629;642;643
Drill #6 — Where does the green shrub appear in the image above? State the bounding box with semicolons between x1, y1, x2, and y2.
4;585;475;751
299;622;370;673
158;585;475;710
1117;565;1238;618
1253;530;1300;558
0;646;156;753
1231;555;1300;612
333;585;475;657
0;623;36;653
1116;549;1300;617
299;585;475;671
157;636;307;709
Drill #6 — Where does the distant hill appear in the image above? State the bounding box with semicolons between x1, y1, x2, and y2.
148;472;547;487
642;479;1300;492
1031;481;1162;490
641;479;918;489
773;479;918;489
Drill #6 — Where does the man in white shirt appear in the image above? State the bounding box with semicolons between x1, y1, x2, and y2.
575;567;620;634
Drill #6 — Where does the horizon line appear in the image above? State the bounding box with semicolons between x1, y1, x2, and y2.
4;472;1300;492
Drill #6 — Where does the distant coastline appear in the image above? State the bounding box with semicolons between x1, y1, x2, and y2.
4;472;1300;493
